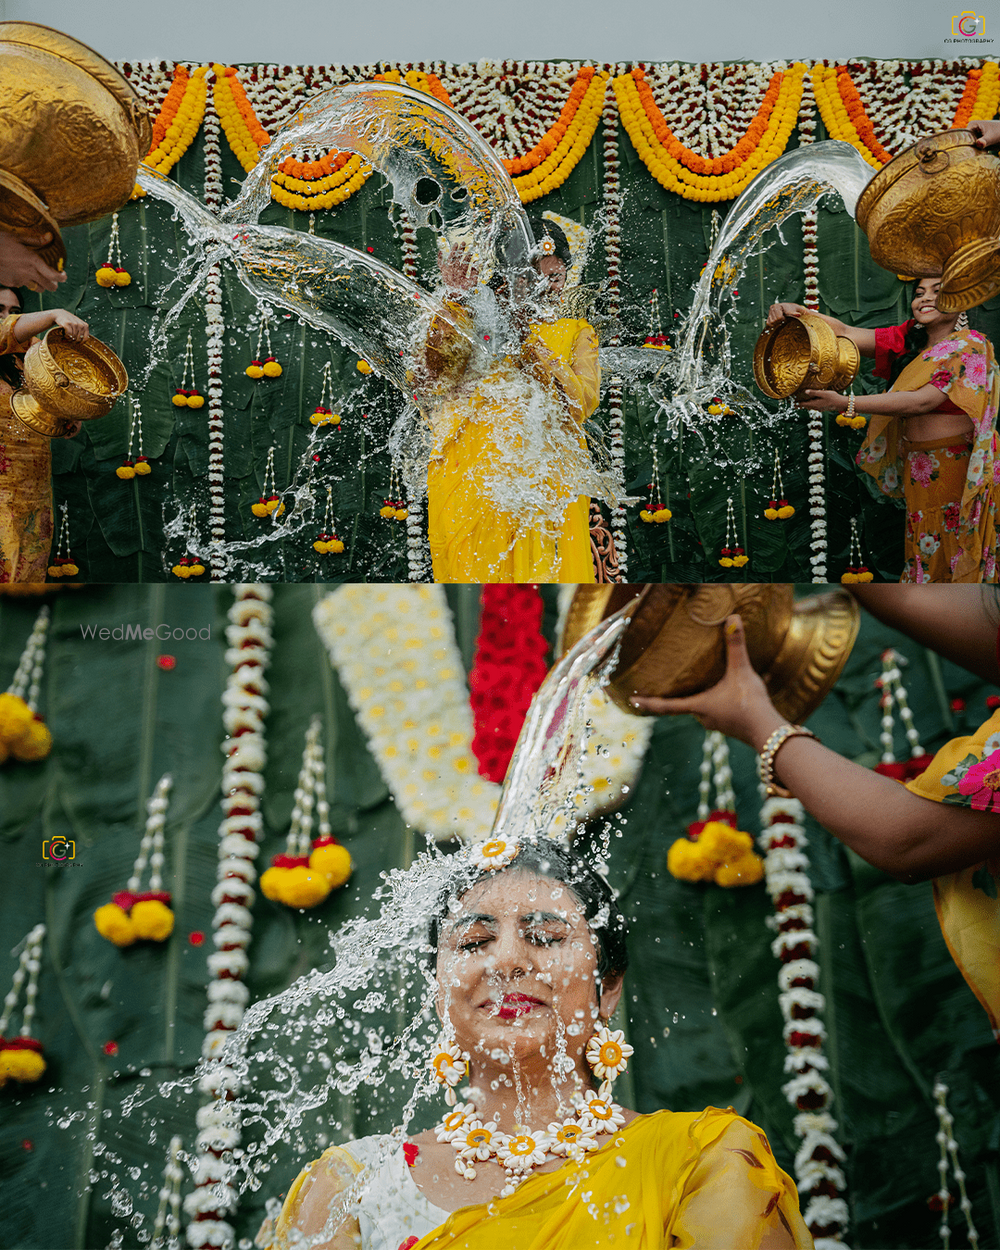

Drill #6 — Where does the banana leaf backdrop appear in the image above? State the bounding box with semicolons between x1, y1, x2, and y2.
0;583;998;1249
22;60;1000;583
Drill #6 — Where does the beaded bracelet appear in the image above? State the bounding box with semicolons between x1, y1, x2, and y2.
757;724;818;798
844;392;856;421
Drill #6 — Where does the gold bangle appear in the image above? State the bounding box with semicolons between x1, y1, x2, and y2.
844;392;856;420
758;724;818;798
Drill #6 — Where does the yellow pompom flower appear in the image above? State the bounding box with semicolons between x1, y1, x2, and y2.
309;841;352;888
666;838;716;883
356;360;373;375
765;507;779;521
96;265;117;288
380;505;396;519
653;508;672;523
11;718;52;762
130;900;174;942
251;500;270;518
639;509;653;523
777;505;795;519
0;692;33;746
189;562;206;577
187;393;205;409
394;508;409;521
278;865;331;909
698;821;754;862
133;459;152;476
715;853;765;888
94;902;136;947
116;464;136;480
114;270;131;287
172;391;189;407
259;865;286;901
262;358;282;377
0;1048;46;1084
328;538;345;553
246;362;264;379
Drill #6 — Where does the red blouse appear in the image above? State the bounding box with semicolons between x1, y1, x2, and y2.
873;320;964;415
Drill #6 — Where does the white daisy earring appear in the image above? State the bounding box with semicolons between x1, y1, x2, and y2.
469;837;520;872
429;1033;470;1106
586;1021;634;1098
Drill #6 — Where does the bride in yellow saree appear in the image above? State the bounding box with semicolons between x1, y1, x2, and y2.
261;841;811;1250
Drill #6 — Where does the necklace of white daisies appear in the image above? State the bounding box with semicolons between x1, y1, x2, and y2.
428;840;633;1198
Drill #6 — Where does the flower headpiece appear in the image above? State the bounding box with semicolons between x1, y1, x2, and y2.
469;837;520;872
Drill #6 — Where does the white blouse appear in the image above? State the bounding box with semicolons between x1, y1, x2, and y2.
337;1136;449;1250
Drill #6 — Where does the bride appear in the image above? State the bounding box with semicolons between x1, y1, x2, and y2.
261;837;812;1250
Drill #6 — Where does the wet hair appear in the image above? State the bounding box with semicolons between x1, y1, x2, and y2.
526;217;571;269
428;840;629;983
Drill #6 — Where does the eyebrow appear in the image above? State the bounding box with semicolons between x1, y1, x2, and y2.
448;910;570;932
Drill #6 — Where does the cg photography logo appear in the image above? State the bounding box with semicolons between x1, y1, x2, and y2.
953;9;985;33
947;10;992;40
40;835;77;865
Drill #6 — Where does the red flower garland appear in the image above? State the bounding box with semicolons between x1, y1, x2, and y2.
469;587;549;784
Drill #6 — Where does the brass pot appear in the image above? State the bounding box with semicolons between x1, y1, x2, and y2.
0;22;151;267
10;328;127;438
560;584;859;725
753;311;860;399
856;129;1000;313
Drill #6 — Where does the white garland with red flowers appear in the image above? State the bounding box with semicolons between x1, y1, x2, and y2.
117;60;177;119
759;795;848;1250
845;59;975;156
645;61;783;158
184;586;273;1250
200;74;228;579
440;61;586;159
602;66;628;577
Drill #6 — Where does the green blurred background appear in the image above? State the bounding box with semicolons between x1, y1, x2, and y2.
0;583;998;1248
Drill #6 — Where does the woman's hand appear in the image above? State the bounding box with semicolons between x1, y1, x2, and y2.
765;302;807;328
969;118;1000;149
797;388;847;413
51;310;89;342
438;243;479;294
0;231;66;293
630;615;784;750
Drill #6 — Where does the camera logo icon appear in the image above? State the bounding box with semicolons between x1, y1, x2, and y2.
42;836;75;861
953;11;985;35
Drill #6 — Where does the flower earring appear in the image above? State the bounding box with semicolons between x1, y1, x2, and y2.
430;1032;470;1106
585;1021;633;1098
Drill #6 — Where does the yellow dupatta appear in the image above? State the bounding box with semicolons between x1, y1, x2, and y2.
412;1109;811;1250
856;326;1000;582
905;708;1000;1040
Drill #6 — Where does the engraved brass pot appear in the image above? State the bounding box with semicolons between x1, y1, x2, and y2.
753;311;860;400
0;22;151;268
9;328;127;438
560;584;859;725
856;129;1000;313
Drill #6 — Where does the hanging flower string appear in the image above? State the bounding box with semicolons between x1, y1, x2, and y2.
95;212;131;288
172;505;208;579
872;648;930;781
251;446;284;518
639;441;672;524
758;795;849;1249
184;586;274;1250
840;516;873;584
47;503;79;579
932;1081;979;1250
667;730;764;886
172;332;205;410
94;774;175;947
0;606;52;764
764;448;795;520
201;87;227;579
116;398;151;479
260;716;352;909
0;923;46;1087
719;496;749;568
309;361;341;428
245;313;282;380
379;465;409;521
644;288;672;350
602;66;627;579
313;486;345;555
150;1135;184;1250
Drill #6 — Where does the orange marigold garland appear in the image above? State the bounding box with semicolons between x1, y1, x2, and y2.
506;68;608;203
133;64;209;193
615;63;806;202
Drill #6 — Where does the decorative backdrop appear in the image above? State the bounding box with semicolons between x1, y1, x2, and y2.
20;58;1000;583
0;583;998;1249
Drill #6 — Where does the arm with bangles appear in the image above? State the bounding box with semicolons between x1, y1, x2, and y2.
521;323;600;424
766;301;877;356
631;614;1000;885
12;308;89;344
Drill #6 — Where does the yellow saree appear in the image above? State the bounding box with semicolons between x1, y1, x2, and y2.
856;326;1000;582
425;317;599;584
266;1109;812;1250
904;707;1000;1040
0;314;53;583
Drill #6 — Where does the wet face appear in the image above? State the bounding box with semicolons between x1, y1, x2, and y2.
436;870;621;1075
911;278;948;326
534;256;567;297
0;287;21;317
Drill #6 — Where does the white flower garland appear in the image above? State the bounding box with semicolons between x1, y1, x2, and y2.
315;585;499;843
440;61;585;160
759;795;848;1249
200;76;227;579
117;60;177;117
184;586;273;1250
645;61;784;158
602;68;627;579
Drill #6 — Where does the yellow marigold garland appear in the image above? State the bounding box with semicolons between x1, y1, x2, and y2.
614;63;806;202
134;65;209;196
813;61;1000;170
509;69;608;203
